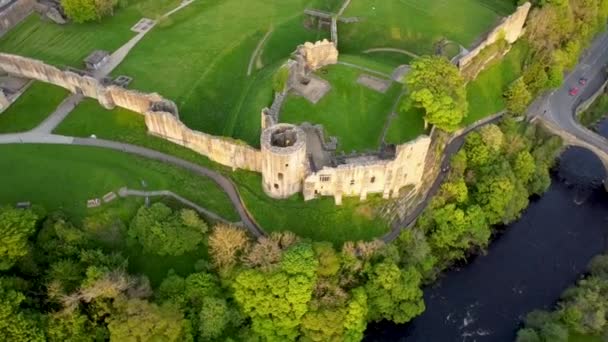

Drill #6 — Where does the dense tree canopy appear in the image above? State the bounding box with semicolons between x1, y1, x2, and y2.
61;0;118;23
404;56;468;132
128;203;207;256
0;207;38;270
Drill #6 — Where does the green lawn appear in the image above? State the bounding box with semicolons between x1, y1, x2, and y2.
339;53;409;75
385;106;427;145
464;41;529;125
0;144;239;222
111;0;326;146
339;0;512;57
282;64;403;152
55;101;389;244
0;82;69;133
0;0;177;67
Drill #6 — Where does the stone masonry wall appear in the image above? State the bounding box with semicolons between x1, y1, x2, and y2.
145;111;263;172
458;2;531;70
0;52;263;172
0;0;34;37
303;136;431;204
296;39;339;71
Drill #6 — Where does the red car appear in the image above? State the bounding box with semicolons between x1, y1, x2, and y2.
569;87;580;96
579;77;588;86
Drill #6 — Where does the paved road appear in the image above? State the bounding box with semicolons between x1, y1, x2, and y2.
30;94;83;134
0;132;264;237
535;31;608;161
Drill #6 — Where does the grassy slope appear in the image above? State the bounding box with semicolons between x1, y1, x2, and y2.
464;41;529;125
111;0;326;146
0;82;69;133
0;0;177;67
55;102;389;244
282;64;403;152
0;144;238;222
579;94;608;127
231;171;390;245
385;106;427;145
339;0;510;56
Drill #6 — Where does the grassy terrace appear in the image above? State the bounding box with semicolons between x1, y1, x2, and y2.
282;64;403;152
111;0;327;146
0;0;177;67
55;101;390;244
579;94;608;128
464;41;529;124
0;82;69;133
339;0;513;57
0;144;239;222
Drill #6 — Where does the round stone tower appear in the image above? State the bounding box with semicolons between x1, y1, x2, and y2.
261;123;308;199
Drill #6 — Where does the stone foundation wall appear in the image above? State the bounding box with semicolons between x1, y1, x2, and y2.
303;136;431;204
458;2;530;71
0;0;34;37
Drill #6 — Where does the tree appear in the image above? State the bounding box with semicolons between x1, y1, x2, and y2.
516;328;541;342
505;78;532;115
44;310;101;342
473;174;515;225
0;283;45;341
61;0;118;23
198;297;230;340
589;255;608;279
365;261;425;323
0;207;38;270
343;287;368;342
404;56;468;132
107;298;190;342
232;244;318;340
128;203;207;256
513;151;536;185
313;242;341;277
208;224;250;272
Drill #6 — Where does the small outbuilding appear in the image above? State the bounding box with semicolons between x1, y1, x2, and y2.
84;50;110;70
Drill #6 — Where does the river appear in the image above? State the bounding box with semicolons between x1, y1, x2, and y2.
365;145;608;341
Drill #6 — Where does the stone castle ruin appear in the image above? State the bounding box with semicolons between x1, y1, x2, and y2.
0;38;432;205
0;0;533;206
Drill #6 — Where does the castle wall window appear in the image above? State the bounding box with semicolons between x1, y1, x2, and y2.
320;175;331;182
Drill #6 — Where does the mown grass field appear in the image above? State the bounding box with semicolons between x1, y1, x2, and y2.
385;106;427;145
282;64;403;152
465;41;529;124
339;0;513;57
0;82;69;133
0;0;178;67
55;101;389;244
0;144;239;222
112;0;327;146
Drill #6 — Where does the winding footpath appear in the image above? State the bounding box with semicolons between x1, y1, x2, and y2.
0;132;264;237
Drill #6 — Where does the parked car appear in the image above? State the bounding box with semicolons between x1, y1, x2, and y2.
569;87;580;96
579;77;588;86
